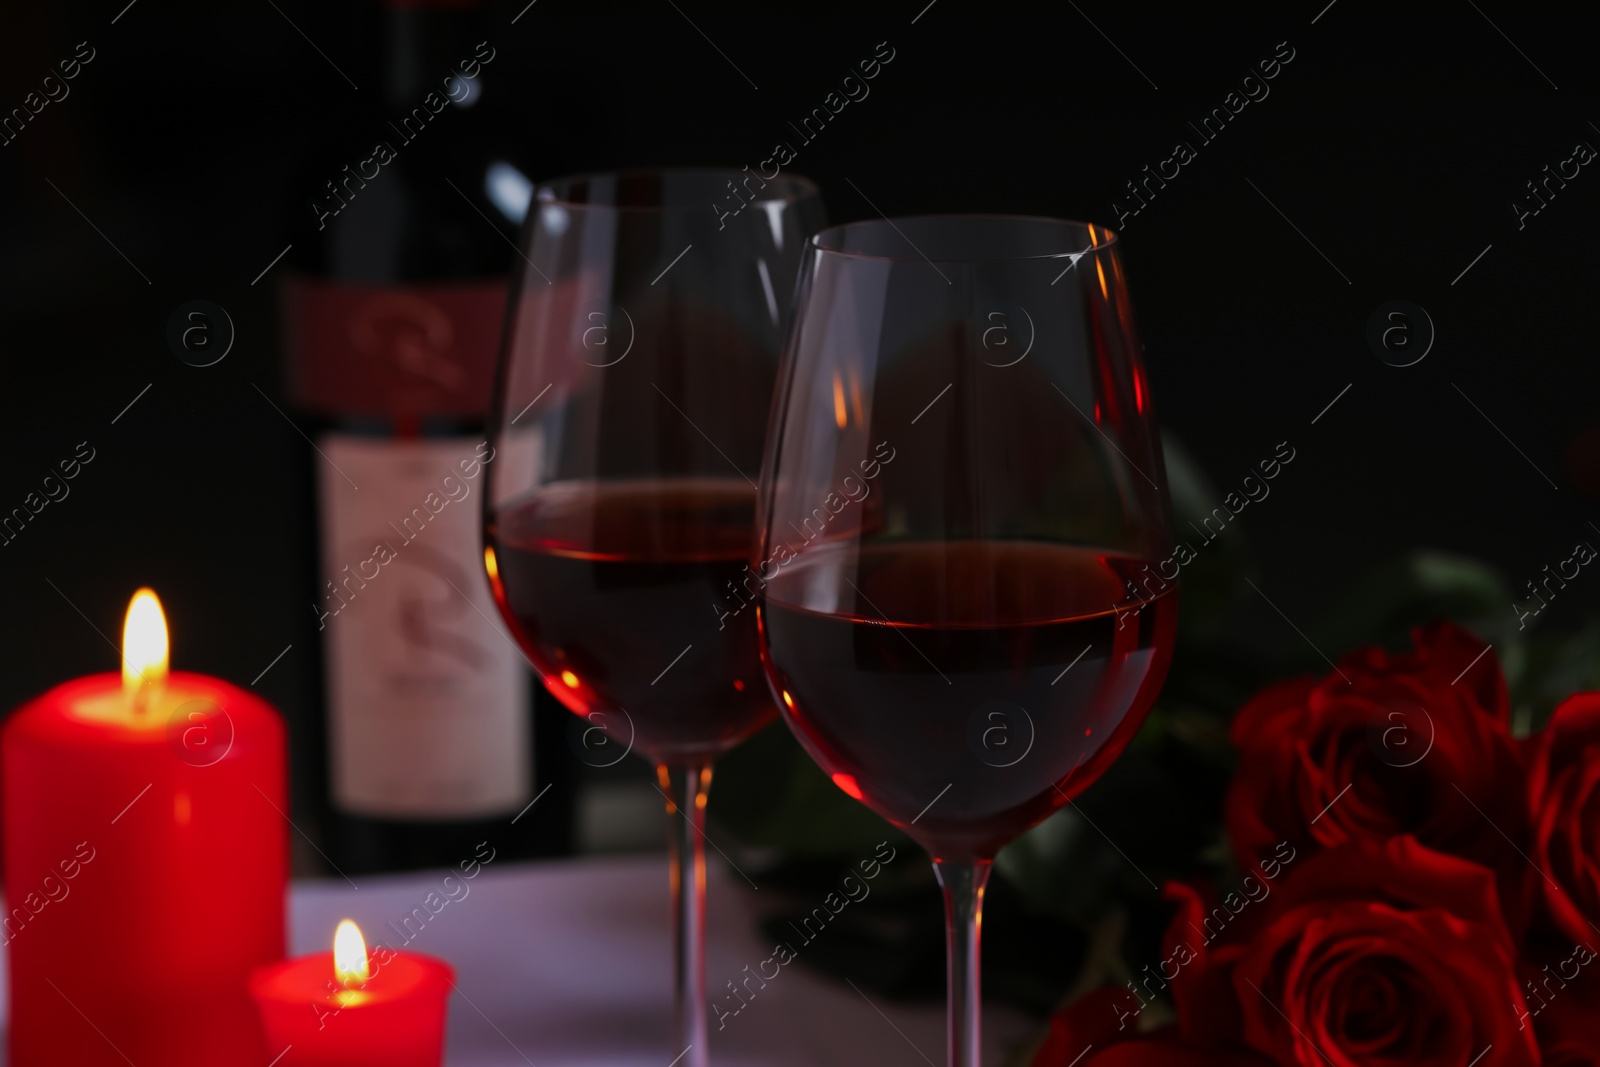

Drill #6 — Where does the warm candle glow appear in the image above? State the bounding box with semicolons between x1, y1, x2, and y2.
333;920;370;987
122;589;169;704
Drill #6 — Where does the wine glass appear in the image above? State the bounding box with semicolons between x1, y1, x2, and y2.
753;215;1176;1066
482;168;825;1067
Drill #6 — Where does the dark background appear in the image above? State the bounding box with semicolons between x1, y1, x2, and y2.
3;0;1598;846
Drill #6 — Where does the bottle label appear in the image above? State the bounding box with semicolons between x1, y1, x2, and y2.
282;278;507;419
318;433;531;818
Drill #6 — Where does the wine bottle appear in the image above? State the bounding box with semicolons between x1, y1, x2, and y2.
279;0;571;874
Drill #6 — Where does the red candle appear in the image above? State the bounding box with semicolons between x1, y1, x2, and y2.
250;920;455;1067
2;589;287;1067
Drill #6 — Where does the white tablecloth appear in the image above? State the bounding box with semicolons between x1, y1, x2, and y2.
3;855;1035;1066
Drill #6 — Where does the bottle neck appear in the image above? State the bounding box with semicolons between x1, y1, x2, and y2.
380;3;486;108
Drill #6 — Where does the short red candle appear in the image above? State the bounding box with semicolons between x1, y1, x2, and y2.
250;922;455;1067
2;591;287;1067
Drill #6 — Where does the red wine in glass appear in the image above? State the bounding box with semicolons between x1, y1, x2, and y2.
753;215;1176;1067
760;540;1176;859
490;477;776;761
483;169;826;1067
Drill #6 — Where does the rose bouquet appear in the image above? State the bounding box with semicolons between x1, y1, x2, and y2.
1033;622;1600;1067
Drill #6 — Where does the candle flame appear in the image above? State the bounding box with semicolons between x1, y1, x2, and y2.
333;920;370;987
122;589;169;704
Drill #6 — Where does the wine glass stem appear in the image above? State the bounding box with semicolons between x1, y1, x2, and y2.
661;761;713;1067
933;858;991;1067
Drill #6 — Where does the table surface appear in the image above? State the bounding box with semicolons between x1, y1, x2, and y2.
1;854;1036;1066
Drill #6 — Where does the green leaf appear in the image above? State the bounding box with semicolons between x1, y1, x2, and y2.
1306;550;1511;656
1512;618;1600;731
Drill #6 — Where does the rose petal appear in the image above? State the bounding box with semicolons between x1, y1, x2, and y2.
1225;626;1528;921
1527;693;1600;942
1033;987;1148;1064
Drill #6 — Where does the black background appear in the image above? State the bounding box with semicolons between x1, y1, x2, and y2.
3;0;1598;840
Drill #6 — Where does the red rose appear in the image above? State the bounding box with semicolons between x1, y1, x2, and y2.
1031;988;1271;1067
1065;1044;1272;1067
1526;692;1600;944
1530;960;1600;1066
1161;879;1259;1047
1033;987;1147;1061
1164;836;1539;1067
1225;621;1529;926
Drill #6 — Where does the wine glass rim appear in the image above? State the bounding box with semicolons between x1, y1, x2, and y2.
808;213;1119;263
533;167;822;212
